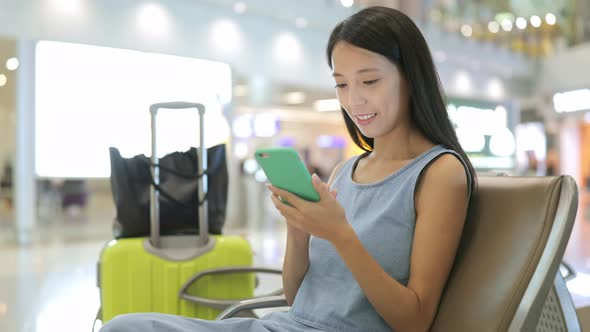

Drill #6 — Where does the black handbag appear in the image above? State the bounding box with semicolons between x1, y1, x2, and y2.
109;144;228;238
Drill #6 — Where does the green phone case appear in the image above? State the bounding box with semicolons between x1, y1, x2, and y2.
255;147;320;202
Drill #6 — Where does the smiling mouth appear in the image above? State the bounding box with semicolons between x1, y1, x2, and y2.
354;113;377;121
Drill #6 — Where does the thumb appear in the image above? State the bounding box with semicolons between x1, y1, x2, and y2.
331;188;338;199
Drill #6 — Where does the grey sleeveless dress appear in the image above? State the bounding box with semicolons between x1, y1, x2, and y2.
100;145;471;332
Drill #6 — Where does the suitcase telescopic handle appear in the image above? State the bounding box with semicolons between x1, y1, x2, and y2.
149;102;208;248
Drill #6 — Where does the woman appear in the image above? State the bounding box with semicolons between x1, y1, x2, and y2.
101;6;476;332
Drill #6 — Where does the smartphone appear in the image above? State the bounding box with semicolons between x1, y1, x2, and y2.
255;147;320;203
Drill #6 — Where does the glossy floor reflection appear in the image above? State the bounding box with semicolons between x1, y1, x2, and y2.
0;194;288;332
0;188;589;331
564;189;590;308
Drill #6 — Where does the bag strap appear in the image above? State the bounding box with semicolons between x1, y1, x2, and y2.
148;177;208;208
150;162;202;179
142;146;224;208
141;146;225;179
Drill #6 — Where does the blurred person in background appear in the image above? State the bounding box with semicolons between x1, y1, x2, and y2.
0;160;13;209
545;148;559;176
524;150;539;176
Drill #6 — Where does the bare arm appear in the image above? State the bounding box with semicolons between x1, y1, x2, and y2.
282;225;310;305
281;161;346;305
332;154;469;331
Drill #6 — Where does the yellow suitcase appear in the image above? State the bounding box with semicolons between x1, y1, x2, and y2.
96;102;279;326
98;234;256;322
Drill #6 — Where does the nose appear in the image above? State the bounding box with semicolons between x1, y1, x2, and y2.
348;85;366;107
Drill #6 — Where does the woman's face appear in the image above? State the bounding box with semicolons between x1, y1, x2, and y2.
331;41;410;139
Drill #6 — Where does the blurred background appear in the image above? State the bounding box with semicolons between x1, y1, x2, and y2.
0;0;589;331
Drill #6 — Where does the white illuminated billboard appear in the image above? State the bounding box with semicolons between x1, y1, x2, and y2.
35;41;231;178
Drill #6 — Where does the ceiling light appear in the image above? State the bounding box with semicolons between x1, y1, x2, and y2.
515;17;527;30
233;2;247;14
313;99;340;112
243;158;258;174
234;142;249;159
488;21;500;33
273;33;302;64
253;113;279;137
295;17;308;29
530;15;542;28
460;24;472;37
284;91;306;105
487;78;505;100
137;4;170;37
454;70;472;95
501;19;513;31
340;0;354;8
49;0;84;17
553;89;590;113
0;74;6;87
210;19;242;54
233;114;253;138
545;13;556;25
6;57;19;71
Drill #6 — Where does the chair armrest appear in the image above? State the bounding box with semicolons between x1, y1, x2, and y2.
216;295;289;320
559;261;577;281
178;266;283;310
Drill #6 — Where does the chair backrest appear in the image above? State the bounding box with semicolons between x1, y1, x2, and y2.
430;176;579;332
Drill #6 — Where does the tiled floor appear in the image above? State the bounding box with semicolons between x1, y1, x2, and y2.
0;188;589;332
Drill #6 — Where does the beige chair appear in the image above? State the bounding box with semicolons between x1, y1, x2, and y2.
218;176;582;331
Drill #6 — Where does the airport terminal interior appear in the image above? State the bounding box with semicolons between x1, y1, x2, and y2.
1;0;590;331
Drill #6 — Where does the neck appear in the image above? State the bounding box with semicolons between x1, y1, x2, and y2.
369;124;434;162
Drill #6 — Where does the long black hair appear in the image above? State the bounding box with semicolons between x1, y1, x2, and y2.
327;6;476;192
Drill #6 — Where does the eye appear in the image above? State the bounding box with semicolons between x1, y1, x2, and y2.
363;79;380;86
334;83;347;89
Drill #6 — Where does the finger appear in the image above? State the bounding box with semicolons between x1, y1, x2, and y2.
270;193;299;219
270;193;287;211
267;184;306;209
331;188;338;198
269;193;283;210
311;173;330;199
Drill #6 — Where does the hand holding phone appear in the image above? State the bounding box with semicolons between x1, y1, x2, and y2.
255;147;320;204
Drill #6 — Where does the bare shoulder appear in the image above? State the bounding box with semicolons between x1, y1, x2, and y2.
415;153;469;211
422;153;468;188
